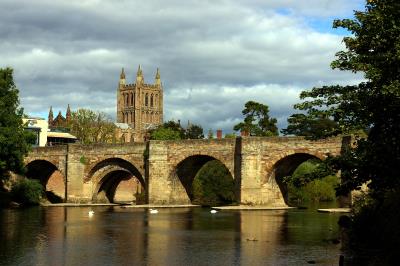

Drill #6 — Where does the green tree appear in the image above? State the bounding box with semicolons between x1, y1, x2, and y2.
0;68;34;180
284;159;338;205
286;0;400;198
207;129;214;139
11;178;44;206
224;133;237;138
185;124;204;139
163;120;186;139
282;114;339;140
150;127;181;140
233;101;278;136
69;108;116;144
192;160;235;206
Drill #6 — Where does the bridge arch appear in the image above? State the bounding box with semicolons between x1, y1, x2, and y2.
267;152;324;205
25;159;65;201
170;154;235;203
88;158;145;203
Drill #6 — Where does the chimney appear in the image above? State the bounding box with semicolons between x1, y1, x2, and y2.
216;129;222;139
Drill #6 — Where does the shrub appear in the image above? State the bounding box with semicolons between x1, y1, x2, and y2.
192;160;235;206
348;190;400;264
286;159;340;205
11;179;44;206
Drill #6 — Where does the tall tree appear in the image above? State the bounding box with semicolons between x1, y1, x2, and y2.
149;127;181;140
233;101;278;136
0;68;34;180
282;114;339;140
69;108;116;144
286;0;400;198
185;124;204;139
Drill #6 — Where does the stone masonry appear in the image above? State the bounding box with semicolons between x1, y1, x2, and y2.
25;136;343;206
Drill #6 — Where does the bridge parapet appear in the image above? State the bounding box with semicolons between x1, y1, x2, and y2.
24;136;345;205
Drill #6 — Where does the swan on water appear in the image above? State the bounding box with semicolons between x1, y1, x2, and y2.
210;209;218;214
149;209;159;214
88;210;94;217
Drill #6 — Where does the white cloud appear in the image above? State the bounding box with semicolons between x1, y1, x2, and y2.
0;0;365;133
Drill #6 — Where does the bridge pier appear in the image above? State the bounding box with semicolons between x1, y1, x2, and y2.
25;137;343;206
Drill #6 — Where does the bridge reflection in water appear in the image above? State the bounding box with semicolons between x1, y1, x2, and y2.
0;207;342;265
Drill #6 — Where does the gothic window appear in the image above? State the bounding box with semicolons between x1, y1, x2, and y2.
131;93;134;106
131;111;134;123
145;93;149;106
150;94;154;107
125;94;128;107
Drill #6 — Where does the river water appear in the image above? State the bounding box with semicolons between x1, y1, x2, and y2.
0;206;343;266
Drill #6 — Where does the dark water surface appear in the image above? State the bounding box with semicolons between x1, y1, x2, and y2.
0;206;343;266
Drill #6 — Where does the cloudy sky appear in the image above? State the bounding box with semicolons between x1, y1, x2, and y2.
1;0;365;134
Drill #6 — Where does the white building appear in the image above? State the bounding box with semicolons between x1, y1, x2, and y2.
23;117;77;146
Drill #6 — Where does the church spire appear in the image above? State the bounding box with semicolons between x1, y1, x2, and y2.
66;104;71;123
120;67;126;79
48;106;54;125
155;68;161;86
136;64;143;84
119;67;126;85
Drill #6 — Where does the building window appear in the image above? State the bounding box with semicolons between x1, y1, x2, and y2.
145;93;148;106
131;93;134;107
150;94;154;107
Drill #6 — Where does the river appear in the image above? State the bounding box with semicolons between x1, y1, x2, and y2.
0;206;343;266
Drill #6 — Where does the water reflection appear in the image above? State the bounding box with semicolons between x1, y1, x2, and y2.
0;207;342;265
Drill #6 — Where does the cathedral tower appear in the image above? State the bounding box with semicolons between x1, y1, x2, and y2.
117;66;163;141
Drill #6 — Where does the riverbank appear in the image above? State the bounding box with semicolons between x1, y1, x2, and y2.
317;208;351;213
41;203;201;208
213;205;295;210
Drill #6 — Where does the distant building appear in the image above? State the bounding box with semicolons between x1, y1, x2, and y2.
45;104;77;145
23;117;48;147
23;116;77;146
48;104;71;130
116;66;163;142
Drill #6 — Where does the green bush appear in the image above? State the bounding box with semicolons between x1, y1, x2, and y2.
192;160;236;206
286;159;339;205
11;179;44;206
348;190;400;264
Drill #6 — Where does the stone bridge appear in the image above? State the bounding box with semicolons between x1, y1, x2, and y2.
25;136;345;206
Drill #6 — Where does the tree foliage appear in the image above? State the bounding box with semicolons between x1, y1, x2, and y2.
284;159;339;205
282;114;339;140
185;124;204;139
69;108;116;144
0;68;35;180
192;160;235;206
11;178;44;206
150;127;181;140
233;101;278;136
284;0;400;198
150;120;204;140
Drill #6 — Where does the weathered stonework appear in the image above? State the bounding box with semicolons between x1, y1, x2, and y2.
25;136;343;206
116;66;163;142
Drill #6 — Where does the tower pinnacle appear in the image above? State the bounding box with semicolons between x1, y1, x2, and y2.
66;104;71;123
120;67;126;79
136;65;144;84
48;106;54;125
119;67;126;85
155;68;161;86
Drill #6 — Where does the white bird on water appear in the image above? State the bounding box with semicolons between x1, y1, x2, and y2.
149;209;159;214
210;209;218;214
88;210;95;217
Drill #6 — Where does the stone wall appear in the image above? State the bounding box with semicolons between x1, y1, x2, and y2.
26;136;343;206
